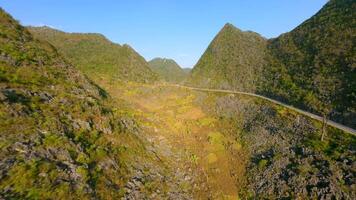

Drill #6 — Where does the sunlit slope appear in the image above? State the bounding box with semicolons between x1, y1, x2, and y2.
187;23;267;91
0;8;154;199
29;26;158;83
148;58;188;83
188;0;356;128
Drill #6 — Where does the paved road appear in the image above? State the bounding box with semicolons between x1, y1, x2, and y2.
163;84;356;136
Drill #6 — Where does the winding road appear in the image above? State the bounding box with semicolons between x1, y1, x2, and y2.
162;84;356;136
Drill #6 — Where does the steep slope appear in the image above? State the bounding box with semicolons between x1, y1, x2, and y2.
263;0;356;127
28;26;157;83
148;58;187;83
0;8;163;199
187;23;267;91
188;0;355;128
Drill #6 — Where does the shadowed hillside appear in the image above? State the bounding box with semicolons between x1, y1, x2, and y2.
263;0;356;128
187;0;356;128
28;26;158;83
148;58;187;83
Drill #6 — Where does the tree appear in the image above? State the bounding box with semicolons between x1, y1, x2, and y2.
312;74;337;141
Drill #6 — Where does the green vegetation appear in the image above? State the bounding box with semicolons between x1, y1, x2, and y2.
148;58;188;83
189;153;199;165
28;26;158;83
257;159;268;170
200;89;356;199
0;8;153;199
0;1;355;199
262;0;356;128
303;127;356;160
198;117;216;127
187;23;267;91
187;0;356;128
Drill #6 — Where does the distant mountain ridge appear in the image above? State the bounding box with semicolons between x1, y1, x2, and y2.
148;57;188;83
187;0;355;128
28;26;158;83
182;68;191;74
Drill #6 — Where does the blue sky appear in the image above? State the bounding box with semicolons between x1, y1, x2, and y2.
1;0;328;68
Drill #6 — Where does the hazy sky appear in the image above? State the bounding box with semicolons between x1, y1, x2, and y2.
1;0;328;68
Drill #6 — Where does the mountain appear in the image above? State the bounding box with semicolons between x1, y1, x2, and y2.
0;8;146;198
263;0;356;127
148;58;187;83
1;4;355;199
28;26;157;83
187;0;355;128
187;23;267;91
182;68;191;74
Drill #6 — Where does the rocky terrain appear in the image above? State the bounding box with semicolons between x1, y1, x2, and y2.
0;1;355;199
97;80;355;199
206;94;355;199
0;8;189;199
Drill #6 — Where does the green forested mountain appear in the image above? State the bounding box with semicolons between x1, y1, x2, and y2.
187;23;267;91
148;58;187;83
0;8;148;198
187;0;355;128
1;3;355;199
263;0;356;128
28;26;157;83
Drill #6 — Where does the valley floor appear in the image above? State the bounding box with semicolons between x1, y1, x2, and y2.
92;78;355;199
105;82;246;199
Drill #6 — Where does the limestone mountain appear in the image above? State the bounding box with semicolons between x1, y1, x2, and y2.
187;0;355;128
187;23;267;91
1;4;355;199
0;8;158;199
148;58;187;83
263;0;355;128
28;26;157;83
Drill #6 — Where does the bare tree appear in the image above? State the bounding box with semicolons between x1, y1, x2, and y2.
312;73;338;141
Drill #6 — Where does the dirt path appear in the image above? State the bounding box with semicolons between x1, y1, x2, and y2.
111;83;247;199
